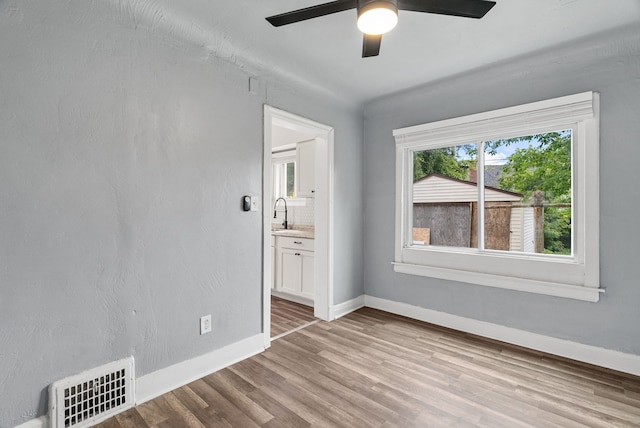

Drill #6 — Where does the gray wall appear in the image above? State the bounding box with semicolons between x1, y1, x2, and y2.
363;25;640;356
0;2;363;426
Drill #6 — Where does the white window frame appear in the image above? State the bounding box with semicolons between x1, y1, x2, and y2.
393;92;601;302
272;151;295;197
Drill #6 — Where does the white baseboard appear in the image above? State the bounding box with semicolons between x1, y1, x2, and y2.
364;295;640;377
135;333;264;404
271;290;313;307
14;416;47;428
16;298;639;428
15;335;264;428
332;295;365;319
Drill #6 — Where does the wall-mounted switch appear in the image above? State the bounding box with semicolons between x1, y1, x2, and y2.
200;314;212;335
242;196;251;211
250;196;258;212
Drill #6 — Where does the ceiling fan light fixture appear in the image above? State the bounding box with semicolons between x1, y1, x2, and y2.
357;1;398;35
266;0;496;58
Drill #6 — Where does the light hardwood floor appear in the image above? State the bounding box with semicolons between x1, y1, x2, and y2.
95;308;640;427
270;296;316;338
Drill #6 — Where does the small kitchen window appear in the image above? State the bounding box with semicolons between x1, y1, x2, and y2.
273;158;295;200
272;150;305;205
393;92;601;302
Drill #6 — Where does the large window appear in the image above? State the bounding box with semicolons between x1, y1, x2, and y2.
393;92;600;301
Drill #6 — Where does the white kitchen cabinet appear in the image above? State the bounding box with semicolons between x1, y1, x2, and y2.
295;139;316;198
277;236;315;251
273;236;314;303
279;248;314;300
271;242;275;290
300;252;315;297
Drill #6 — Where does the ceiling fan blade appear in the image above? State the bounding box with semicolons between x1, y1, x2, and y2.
362;34;382;57
266;0;357;27
398;0;496;19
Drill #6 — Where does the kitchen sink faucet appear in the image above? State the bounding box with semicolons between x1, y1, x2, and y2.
273;197;288;229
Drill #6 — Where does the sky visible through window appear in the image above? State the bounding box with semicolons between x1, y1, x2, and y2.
455;138;546;166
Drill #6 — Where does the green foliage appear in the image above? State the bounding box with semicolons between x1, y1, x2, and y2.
497;131;571;201
543;207;572;255
493;131;572;255
286;162;295;197
414;147;468;181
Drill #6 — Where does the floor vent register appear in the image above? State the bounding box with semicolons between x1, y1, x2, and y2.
49;357;134;428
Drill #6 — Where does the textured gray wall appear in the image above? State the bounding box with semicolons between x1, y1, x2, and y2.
363;25;640;356
0;2;363;426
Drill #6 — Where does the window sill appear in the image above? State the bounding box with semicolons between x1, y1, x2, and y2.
392;262;602;302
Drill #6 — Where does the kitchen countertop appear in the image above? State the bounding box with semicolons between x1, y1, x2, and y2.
271;227;314;239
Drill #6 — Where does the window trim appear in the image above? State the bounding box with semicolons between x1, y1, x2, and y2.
272;151;295;197
393;92;601;302
271;150;306;206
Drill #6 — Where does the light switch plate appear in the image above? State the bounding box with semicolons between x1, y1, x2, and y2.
250;196;258;211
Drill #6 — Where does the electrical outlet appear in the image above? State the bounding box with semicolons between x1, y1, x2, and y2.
200;314;212;335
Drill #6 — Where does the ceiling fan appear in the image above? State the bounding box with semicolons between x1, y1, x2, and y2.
266;0;496;57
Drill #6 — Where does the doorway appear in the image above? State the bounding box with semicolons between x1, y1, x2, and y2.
262;106;334;348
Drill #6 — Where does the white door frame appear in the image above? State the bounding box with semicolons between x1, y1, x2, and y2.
263;105;334;348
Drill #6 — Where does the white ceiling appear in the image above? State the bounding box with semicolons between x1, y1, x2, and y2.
160;0;640;103
272;125;318;148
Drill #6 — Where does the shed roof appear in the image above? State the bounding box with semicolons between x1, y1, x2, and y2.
413;174;523;204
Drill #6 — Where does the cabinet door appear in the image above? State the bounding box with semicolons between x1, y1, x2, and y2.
300;251;315;299
296;139;315;198
280;248;302;294
271;244;276;290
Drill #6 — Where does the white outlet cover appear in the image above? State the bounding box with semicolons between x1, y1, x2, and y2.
200;315;212;335
250;196;258;212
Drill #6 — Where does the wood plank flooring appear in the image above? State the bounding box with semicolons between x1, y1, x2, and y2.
95;308;640;427
270;296;316;338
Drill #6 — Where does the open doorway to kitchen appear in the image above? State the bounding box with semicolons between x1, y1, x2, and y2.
263;106;334;347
